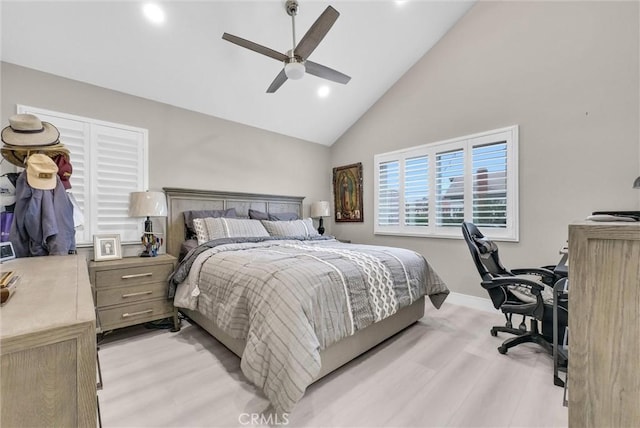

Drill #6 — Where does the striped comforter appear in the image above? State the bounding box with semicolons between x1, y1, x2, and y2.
171;237;448;412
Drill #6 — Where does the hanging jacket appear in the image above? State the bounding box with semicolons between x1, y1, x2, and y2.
9;171;75;257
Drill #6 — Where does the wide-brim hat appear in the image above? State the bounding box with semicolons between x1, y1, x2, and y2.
1;143;69;167
1;114;60;147
26;153;58;190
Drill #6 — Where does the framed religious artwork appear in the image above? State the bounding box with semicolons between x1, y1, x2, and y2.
93;234;122;261
333;162;363;222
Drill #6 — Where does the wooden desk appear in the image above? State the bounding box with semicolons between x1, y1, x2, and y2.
0;255;96;427
568;221;640;427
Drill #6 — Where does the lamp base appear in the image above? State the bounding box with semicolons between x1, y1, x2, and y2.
317;217;325;235
139;229;163;257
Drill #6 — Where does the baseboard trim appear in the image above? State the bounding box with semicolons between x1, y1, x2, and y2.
446;292;495;313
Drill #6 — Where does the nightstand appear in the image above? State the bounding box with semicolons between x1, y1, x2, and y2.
89;254;177;332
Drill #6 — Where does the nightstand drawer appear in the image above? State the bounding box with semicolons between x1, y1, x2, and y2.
96;281;168;307
98;299;174;330
94;263;173;288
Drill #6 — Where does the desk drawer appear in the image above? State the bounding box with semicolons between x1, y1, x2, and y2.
96;282;168;307
95;263;173;288
98;299;173;330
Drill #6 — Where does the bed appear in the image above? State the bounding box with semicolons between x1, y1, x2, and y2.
163;187;449;412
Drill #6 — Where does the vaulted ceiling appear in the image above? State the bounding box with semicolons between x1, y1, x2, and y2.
1;1;474;145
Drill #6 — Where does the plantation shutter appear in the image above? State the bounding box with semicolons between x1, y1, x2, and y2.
435;149;464;226
18;105;148;245
404;155;429;226
91;125;145;243
472;141;508;228
377;160;400;226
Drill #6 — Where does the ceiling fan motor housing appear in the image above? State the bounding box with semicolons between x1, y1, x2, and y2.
286;0;299;16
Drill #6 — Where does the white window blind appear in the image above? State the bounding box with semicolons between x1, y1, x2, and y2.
404;155;428;226
374;125;518;241
377;160;400;226
18;105;148;245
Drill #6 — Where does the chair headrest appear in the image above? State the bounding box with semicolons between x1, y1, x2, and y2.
473;235;498;256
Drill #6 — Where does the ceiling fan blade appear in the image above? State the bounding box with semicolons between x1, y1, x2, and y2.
305;61;351;85
294;6;339;60
222;32;288;62
266;69;288;93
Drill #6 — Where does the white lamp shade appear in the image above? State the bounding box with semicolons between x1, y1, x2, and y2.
129;191;168;217
285;61;305;80
310;201;330;218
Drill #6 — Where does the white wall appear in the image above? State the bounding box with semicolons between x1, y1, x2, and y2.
330;1;640;297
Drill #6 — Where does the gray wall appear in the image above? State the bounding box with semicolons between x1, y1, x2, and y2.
330;1;640;298
1;62;332;256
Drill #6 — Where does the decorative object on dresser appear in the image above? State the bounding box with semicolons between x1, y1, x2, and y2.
310;200;330;235
89;254;178;333
93;234;122;261
128;191;168;257
0;255;96;427
333;162;363;222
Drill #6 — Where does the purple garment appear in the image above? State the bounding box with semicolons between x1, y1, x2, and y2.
9;171;75;257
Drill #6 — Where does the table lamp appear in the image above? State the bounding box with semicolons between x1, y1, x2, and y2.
129;191;167;257
310;201;330;235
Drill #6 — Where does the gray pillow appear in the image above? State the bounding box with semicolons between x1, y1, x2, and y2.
184;208;237;238
249;209;299;221
268;212;299;221
248;209;269;220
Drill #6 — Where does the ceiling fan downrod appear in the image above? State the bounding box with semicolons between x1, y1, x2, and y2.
286;0;298;61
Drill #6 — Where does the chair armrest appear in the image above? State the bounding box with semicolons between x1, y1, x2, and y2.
511;267;556;283
490;276;546;294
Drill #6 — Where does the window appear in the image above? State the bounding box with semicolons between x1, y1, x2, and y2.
18;105;149;245
374;125;518;241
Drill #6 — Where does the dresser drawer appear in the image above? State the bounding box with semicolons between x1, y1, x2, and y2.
96;281;168;307
98;299;174;330
94;263;173;288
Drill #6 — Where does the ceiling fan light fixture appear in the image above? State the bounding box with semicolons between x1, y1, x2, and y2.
285;61;305;80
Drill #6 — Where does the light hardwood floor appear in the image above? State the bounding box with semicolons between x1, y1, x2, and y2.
97;302;568;427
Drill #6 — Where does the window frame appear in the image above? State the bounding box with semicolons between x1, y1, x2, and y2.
17;105;149;246
374;125;519;241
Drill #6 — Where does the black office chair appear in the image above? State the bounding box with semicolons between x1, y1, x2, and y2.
461;222;565;356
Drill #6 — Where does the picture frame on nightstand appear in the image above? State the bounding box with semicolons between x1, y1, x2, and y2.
93;234;122;261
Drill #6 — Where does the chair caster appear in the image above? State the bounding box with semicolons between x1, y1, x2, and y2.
498;346;508;354
490;328;498;337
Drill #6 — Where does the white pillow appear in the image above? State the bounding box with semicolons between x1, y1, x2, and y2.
192;217;269;244
261;218;320;238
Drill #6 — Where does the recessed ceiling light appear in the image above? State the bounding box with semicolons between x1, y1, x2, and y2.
394;0;409;6
317;86;330;98
143;3;165;25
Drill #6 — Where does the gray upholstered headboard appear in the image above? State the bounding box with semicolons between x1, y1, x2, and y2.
163;187;305;258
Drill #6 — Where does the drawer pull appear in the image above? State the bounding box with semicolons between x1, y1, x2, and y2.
121;272;153;280
122;291;153;298
122;309;153;318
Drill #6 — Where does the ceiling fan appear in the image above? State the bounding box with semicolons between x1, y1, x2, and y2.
222;0;351;93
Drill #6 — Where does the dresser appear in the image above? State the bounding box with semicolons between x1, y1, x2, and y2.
89;254;177;332
568;221;640;427
0;255;96;428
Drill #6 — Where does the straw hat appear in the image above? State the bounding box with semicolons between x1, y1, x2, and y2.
26;154;58;190
1;114;60;147
1;143;69;167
